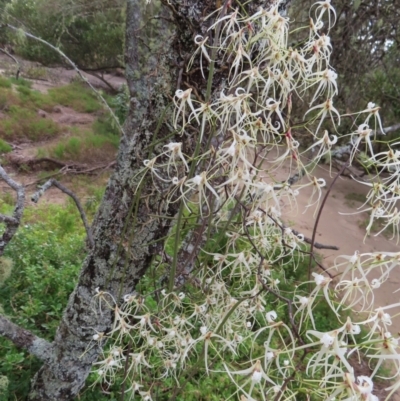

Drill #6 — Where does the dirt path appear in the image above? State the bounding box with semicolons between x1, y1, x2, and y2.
279;162;400;330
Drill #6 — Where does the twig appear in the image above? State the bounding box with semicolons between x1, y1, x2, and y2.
0;47;20;79
0;166;25;256
290;228;338;250
273;350;308;401
241;211;305;345
82;70;119;93
382;122;400;134
307;162;349;289
31;179;94;248
258;275;304;345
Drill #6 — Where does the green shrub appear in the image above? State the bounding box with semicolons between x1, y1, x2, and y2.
52;137;81;159
0;204;85;399
111;84;129;124
0;139;12;153
92;115;121;137
5;0;125;69
0;76;12;88
0;202;123;400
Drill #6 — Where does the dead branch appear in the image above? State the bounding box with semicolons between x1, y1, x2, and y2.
31;179;94;248
331;158;365;178
0;47;20;79
0;314;53;363
290;228;339;250
6;154;116;176
0;166;25;256
383;123;400;134
81;70;119;93
7;155;85;171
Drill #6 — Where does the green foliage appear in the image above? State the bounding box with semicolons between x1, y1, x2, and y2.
0;203;86;399
112;84;129;124
0;257;12;286
40;119;119;163
92;114;121;137
48;82;103;113
0;76;12;88
0;200;134;400
361;44;400;128
0;86;19;110
0;375;9;400
9;77;32;88
52;137;81;159
0;139;12;153
3;0;125;69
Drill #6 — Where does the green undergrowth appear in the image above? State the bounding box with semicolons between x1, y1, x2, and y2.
0;105;62;141
0;193;386;400
0;196;119;400
0;74;118;144
37;117;120;163
0;139;12;154
0;201;86;399
47;81;105;113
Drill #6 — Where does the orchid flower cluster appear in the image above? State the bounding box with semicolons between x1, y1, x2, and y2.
91;1;400;400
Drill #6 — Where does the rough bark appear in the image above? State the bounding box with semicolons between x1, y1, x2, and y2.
21;0;293;399
0;315;53;364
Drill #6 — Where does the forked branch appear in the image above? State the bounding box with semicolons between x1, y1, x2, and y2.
31;179;94;248
0;166;25;256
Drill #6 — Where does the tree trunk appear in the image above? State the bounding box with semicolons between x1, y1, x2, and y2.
27;0;291;399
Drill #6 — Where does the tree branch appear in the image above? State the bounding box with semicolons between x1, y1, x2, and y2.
31;179;94;248
290;228;339;250
0;314;53;364
0;166;25;256
0;47;20;79
383;122;400;134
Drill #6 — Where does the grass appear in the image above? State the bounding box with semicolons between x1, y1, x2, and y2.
37;118;119;163
0;76;12;88
9;77;32;88
0;74;108;115
0;75;118;144
0;105;62;141
15;85;54;111
24;66;48;80
344;192;366;207
48;82;103;113
0;87;19;110
0;139;12;153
